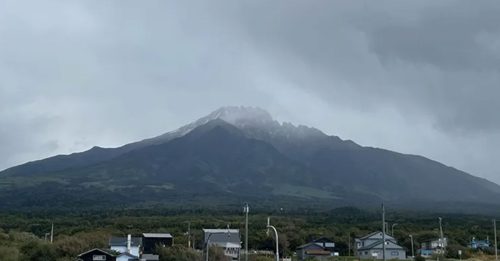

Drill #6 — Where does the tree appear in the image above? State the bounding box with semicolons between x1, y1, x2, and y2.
20;241;58;261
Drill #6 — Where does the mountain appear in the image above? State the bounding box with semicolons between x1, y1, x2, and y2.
1;106;499;212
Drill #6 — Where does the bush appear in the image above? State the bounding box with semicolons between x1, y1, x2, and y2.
414;255;425;261
0;246;19;261
249;255;275;261
445;244;471;259
20;241;58;261
157;245;202;261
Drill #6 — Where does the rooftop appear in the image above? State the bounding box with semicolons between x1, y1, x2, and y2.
203;229;240;233
109;236;142;247
143;233;173;238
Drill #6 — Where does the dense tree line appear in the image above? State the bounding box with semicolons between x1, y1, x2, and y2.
0;207;497;260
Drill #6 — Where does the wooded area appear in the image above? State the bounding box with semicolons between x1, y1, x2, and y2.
0;207;497;260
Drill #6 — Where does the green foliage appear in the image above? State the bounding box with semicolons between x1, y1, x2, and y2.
445;244;472;259
0;246;19;261
20;240;58;261
249;255;275;261
0;208;498;260
207;246;231;261
156;245;201;261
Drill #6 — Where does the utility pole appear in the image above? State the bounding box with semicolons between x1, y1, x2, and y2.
438;217;445;258
382;204;386;261
244;203;249;261
348;233;351;256
494;219;498;261
50;223;54;243
187;222;191;248
409;235;415;259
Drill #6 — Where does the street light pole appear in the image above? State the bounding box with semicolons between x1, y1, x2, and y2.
409;235;414;259
392;223;398;237
267;217;279;261
244;203;249;261
205;230;231;261
205;233;213;261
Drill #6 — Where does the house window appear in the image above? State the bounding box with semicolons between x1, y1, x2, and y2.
93;255;106;260
391;251;399;256
365;251;368;255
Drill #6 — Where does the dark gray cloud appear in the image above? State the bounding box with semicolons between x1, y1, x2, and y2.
1;0;499;183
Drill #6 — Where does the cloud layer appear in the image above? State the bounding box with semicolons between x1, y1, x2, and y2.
1;0;499;183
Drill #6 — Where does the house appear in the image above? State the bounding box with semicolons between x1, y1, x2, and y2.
142;233;173;254
355;231;406;260
313;237;336;251
418;237;448;257
203;228;241;260
109;234;142;258
77;248;117;261
296;237;336;260
470;237;491;250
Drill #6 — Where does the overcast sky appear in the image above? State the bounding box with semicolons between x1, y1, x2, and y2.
1;1;500;184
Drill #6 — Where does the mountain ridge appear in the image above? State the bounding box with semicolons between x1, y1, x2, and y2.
1;106;499;212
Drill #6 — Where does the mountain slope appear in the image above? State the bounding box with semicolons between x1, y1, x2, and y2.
0;106;499;212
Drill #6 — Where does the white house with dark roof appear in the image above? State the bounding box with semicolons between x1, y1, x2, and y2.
355;231;406;260
203;228;241;260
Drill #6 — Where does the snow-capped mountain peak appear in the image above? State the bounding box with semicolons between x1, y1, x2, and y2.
205;106;275;127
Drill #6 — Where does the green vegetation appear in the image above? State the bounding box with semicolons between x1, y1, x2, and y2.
0;207;497;260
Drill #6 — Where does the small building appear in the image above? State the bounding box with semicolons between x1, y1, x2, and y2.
203;228;241;260
470;237;491;250
109;234;142;258
418;237;448;257
142;233;173;254
355;231;406;260
296;237;336;260
77;248;117;261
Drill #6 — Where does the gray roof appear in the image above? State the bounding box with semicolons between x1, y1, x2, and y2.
78;248;117;257
296;242;325;250
358;231;395;241
109;236;142;247
141;254;159;261
117;252;138;258
142;233;173;238
203;229;240;245
357;240;404;251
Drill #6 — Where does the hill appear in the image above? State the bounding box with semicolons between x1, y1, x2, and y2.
1;106;499;212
